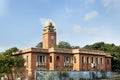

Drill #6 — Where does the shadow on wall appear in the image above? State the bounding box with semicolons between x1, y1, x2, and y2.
36;71;112;80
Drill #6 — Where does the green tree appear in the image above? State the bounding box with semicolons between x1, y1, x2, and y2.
36;42;42;48
36;41;80;49
71;46;80;49
57;41;72;49
57;41;80;49
0;47;24;80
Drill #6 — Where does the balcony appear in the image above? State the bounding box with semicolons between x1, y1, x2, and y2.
36;62;46;67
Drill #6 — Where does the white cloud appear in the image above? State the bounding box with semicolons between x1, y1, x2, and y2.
86;27;99;35
40;18;48;26
40;18;56;28
102;0;120;12
40;18;55;27
84;11;99;21
85;0;95;5
0;47;6;52
0;0;7;16
73;25;81;33
64;7;73;14
72;24;100;36
71;24;120;47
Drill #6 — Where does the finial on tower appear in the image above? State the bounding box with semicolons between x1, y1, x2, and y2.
45;20;52;27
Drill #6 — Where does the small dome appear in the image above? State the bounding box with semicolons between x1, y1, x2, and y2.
45;20;52;26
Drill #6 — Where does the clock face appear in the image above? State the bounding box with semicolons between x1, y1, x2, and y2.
51;36;54;40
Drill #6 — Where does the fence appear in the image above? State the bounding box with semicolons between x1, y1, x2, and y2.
36;71;112;80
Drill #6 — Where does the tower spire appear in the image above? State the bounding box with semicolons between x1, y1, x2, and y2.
43;20;56;33
45;19;52;26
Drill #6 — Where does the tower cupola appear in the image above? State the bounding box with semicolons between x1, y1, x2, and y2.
43;20;56;33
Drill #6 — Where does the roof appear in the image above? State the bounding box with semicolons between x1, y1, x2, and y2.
14;47;112;57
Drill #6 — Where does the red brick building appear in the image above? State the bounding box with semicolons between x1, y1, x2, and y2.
15;20;112;80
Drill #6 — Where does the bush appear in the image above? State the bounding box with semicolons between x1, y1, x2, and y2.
62;71;69;77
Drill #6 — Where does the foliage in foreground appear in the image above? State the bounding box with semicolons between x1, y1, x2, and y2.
0;47;25;80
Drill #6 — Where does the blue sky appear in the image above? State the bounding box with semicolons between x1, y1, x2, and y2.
0;0;120;52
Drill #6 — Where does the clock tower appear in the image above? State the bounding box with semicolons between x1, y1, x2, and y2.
42;20;56;49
